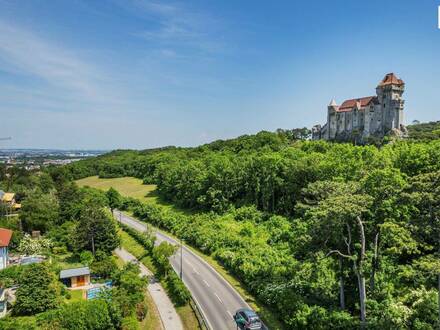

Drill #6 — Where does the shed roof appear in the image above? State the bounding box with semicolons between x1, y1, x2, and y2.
0;228;13;247
60;267;90;279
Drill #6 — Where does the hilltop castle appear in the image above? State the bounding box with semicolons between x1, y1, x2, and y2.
312;73;407;142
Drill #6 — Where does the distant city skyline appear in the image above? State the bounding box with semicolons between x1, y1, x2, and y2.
0;0;439;149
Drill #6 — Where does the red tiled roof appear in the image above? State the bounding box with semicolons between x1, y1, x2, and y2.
338;96;376;112
377;73;404;87
0;228;13;247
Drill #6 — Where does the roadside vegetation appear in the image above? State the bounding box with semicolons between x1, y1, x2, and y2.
118;223;199;329
71;127;440;329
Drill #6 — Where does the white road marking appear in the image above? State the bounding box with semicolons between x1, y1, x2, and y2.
227;310;233;319
192;266;200;275
214;292;223;304
203;279;210;287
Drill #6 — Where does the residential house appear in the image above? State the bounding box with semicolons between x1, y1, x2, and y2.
0;228;12;270
60;267;91;288
0;191;21;212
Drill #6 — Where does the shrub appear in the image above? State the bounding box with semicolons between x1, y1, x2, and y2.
120;223;155;252
152;242;175;276
80;250;94;266
52;246;68;254
91;256;118;279
0;264;26;287
135;300;148;321
14;263;60;316
121;315;140;330
37;300;114;330
166;272;191;306
0;316;38;330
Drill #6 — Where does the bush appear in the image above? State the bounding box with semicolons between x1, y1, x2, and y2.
14;263;60;316
135;300;148;321
152;242;175;276
121;315;140;330
91;256;118;279
0;264;26;287
166;272;191;306
80;250;94;266
120;223;155;253
37;300;114;330
52;246;68;255
0;316;38;330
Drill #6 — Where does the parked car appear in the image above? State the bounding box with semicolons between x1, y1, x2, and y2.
233;308;263;330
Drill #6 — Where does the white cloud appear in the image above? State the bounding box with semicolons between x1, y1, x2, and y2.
115;0;224;55
0;21;105;101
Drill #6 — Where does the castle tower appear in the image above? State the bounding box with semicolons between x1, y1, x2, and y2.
375;73;405;133
327;99;338;139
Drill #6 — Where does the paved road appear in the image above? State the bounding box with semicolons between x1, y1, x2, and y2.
115;247;183;330
115;211;251;330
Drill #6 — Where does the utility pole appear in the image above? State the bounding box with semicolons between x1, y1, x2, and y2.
180;238;183;279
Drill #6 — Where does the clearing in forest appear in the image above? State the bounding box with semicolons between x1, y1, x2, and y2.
76;176;157;203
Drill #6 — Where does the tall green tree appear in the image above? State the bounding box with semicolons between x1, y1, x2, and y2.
404;171;440;328
13;263;60;316
106;187;122;215
361;168;408;292
304;181;373;328
75;205;119;255
20;193;59;233
56;182;84;223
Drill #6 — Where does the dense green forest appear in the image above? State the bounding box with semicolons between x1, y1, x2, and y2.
407;121;440;141
67;127;440;329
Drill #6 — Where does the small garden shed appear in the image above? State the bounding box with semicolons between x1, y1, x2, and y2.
60;267;91;288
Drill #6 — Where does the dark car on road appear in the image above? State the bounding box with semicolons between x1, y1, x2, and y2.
233;308;263;330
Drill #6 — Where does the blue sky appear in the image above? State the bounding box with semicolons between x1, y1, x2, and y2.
0;0;439;149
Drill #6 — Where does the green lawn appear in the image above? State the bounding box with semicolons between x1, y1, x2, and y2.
119;229;147;260
66;289;84;303
76;176;157;203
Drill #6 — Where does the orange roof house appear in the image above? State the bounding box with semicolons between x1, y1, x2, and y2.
0;228;13;270
0;229;12;247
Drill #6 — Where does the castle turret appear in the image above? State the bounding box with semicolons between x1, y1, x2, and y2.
327;99;338;139
376;73;405;132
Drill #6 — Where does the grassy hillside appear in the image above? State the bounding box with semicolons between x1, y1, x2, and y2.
76;176;157;203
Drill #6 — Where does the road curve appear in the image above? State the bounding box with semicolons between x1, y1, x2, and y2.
115;211;251;330
114;247;183;330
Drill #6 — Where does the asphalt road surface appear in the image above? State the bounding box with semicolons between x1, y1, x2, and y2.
115;211;254;330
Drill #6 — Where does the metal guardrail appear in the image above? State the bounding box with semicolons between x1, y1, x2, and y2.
189;296;210;330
